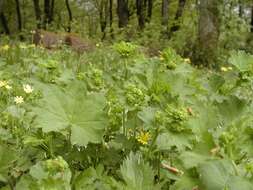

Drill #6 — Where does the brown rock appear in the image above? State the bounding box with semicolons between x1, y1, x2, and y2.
33;29;64;49
65;34;94;53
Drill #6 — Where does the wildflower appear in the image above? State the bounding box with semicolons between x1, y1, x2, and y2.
5;85;12;90
19;44;27;49
1;45;10;51
96;43;100;47
136;131;151;145
227;66;233;71
23;84;33;94
30;30;36;34
0;80;7;88
14;96;24;104
221;67;228;72
159;56;164;61
184;58;191;64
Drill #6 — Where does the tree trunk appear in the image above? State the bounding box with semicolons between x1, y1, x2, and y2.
117;0;129;28
49;0;54;23
170;0;186;32
238;0;243;17
197;0;219;67
33;0;42;29
65;0;72;32
15;0;22;32
109;0;114;38
161;0;169;36
0;13;10;34
99;0;107;40
147;0;153;22
136;0;145;29
251;4;253;32
43;0;50;29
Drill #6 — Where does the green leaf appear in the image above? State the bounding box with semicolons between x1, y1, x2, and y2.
74;165;121;190
34;83;107;146
120;152;158;190
156;131;192;151
198;160;253;190
170;174;198;190
228;51;253;72
16;157;72;190
0;145;17;182
217;95;247;124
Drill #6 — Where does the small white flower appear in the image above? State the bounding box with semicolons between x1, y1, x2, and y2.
23;84;33;94
14;96;24;104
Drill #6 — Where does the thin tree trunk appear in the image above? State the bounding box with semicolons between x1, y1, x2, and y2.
161;0;169;36
251;4;253;32
117;0;129;27
147;0;153;22
197;0;219;67
109;0;114;38
0;13;10;34
44;0;50;29
49;0;54;23
33;0;42;29
99;0;108;40
15;0;22;32
65;0;72;32
136;0;145;29
170;0;186;32
238;0;243;17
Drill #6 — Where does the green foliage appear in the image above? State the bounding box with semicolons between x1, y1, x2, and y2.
0;43;253;190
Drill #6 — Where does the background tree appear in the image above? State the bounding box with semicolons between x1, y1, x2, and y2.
117;0;129;27
65;0;72;32
33;0;42;29
197;0;220;67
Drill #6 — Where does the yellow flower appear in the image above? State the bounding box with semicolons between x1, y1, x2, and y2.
23;84;33;94
221;67;228;72
96;43;100;47
227;66;233;71
184;58;191;64
0;80;7;88
14;96;24;104
5;85;12;90
19;44;28;49
1;45;10;51
136;131;151;145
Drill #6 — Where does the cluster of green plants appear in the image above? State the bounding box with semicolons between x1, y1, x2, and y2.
0;42;253;190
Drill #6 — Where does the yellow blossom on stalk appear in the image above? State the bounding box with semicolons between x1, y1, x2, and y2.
184;58;191;64
5;85;12;90
1;45;10;51
19;44;27;49
14;96;24;104
23;84;33;94
136;131;151;145
0;80;7;88
221;67;228;72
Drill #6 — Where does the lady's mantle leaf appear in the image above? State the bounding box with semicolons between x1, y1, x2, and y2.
33;83;107;146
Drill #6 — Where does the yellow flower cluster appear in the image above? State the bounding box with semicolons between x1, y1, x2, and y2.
136;131;151;145
221;66;233;72
0;80;12;90
0;45;10;51
184;58;191;64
